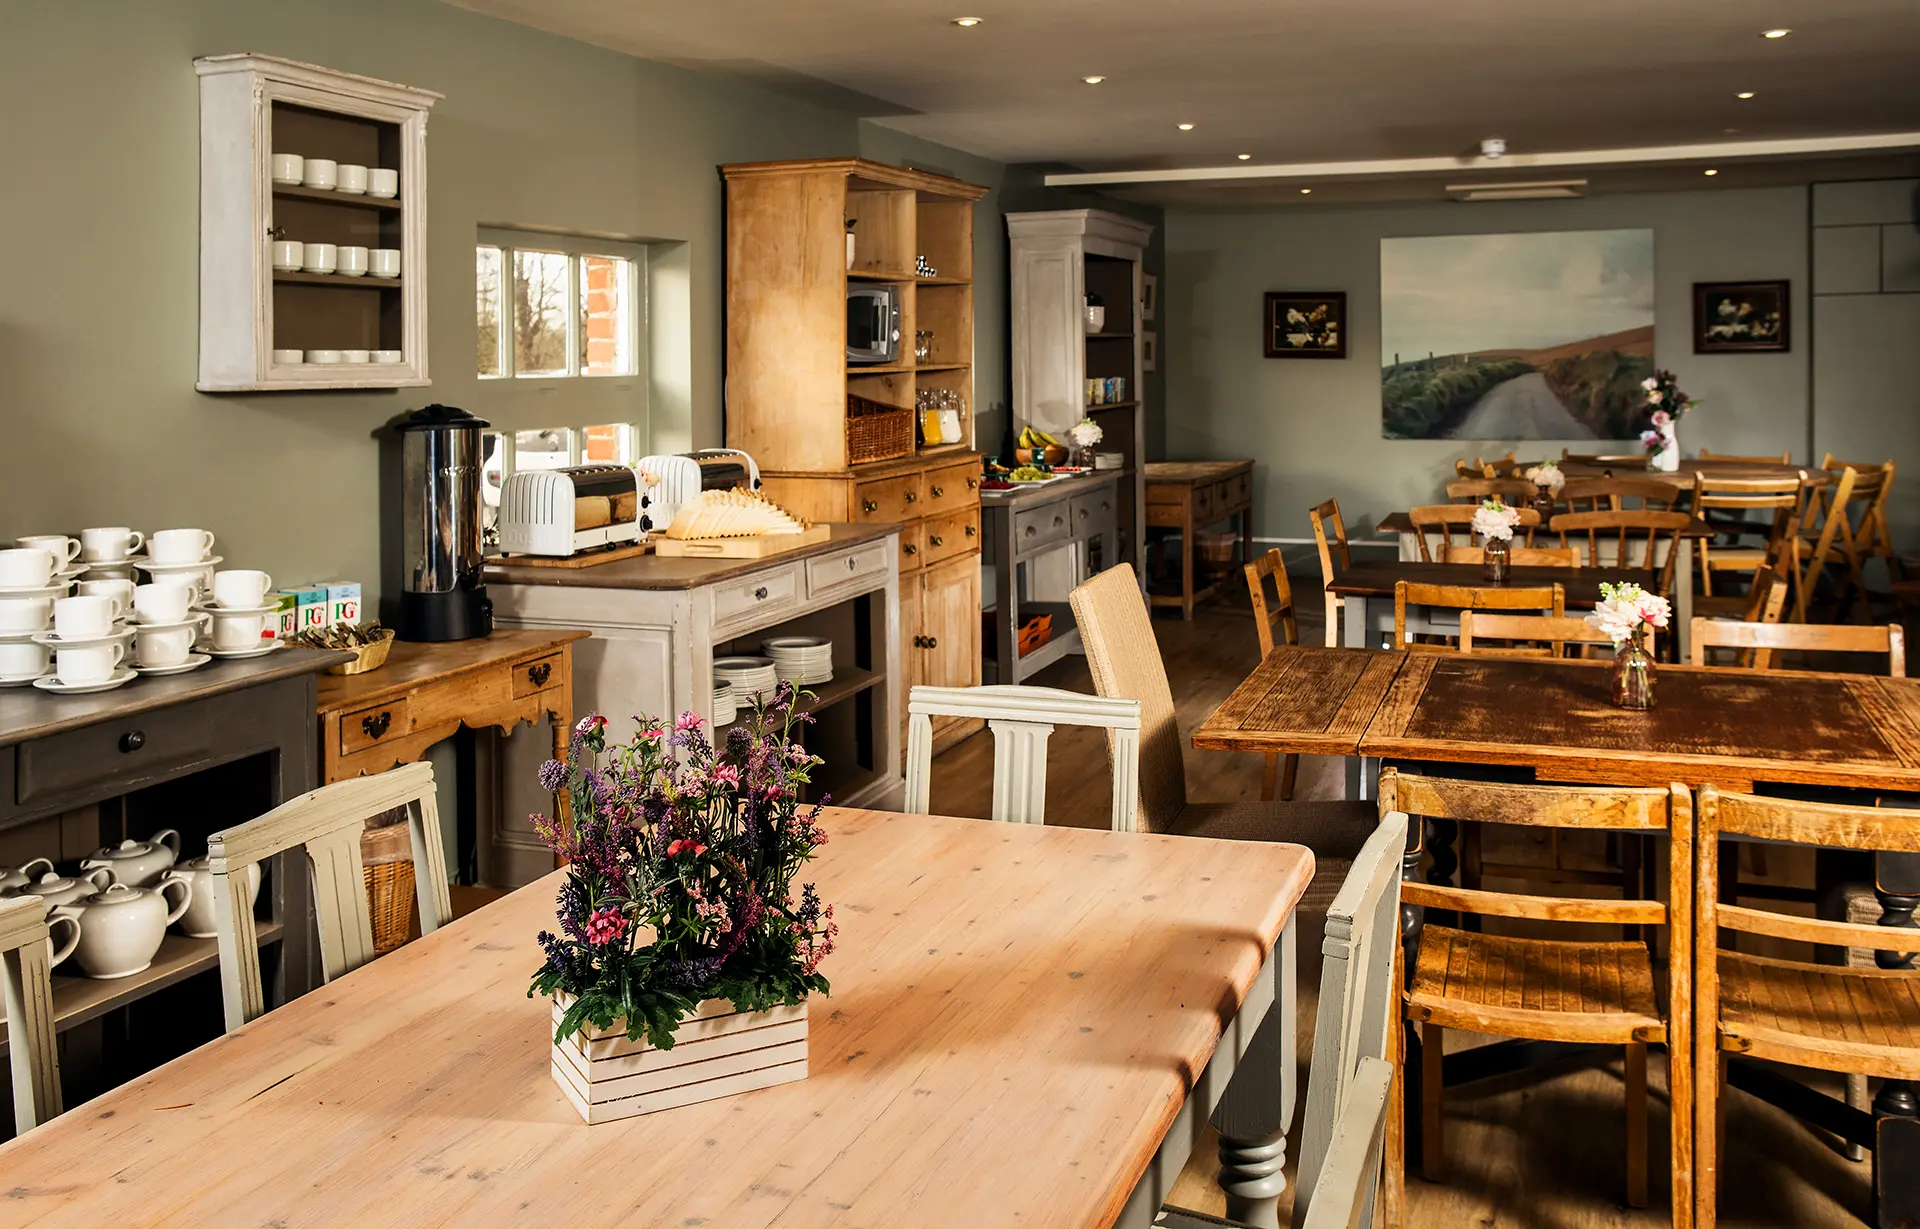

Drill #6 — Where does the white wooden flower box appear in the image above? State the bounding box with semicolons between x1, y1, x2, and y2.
549;996;809;1124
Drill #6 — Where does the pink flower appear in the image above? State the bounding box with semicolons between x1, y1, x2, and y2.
674;712;705;733
711;763;741;789
1650;409;1672;427
666;838;708;858
575;714;608;735
585;906;627;947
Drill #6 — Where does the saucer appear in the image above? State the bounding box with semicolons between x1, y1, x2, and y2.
206;641;285;660
81;558;140;573
134;653;211;677
33;668;136;695
127;614;209;631
0;670;51;687
0;583;67;597
0;627;50;642
129;555;224;573
55;567;87;582
201;602;282;616
32;627;134;647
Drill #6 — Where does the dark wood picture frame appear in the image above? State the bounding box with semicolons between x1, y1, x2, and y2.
1693;280;1790;353
1264;291;1347;359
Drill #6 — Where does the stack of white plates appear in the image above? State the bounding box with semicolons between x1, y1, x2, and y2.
713;655;778;702
762;636;833;686
712;678;738;727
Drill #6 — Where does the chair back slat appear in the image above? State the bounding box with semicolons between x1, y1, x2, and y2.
1394;581;1562;651
1243;548;1299;660
1441;544;1579;568
1704;787;1920;853
1299;1057;1394;1229
1382;770;1672;831
1687;618;1904;676
1445;478;1536;504
1700;447;1792;464
1408;505;1540;562
1551;509;1690;587
1458;610;1614;659
1402;881;1667;926
1068;564;1186;832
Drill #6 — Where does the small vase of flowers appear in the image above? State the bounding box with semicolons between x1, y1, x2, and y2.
1523;459;1564;524
1638;371;1697;474
1471;498;1523;582
1586;581;1671;710
529;690;837;1122
1068;416;1104;468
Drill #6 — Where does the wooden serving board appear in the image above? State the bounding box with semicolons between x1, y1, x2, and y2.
652;524;831;558
486;540;653;569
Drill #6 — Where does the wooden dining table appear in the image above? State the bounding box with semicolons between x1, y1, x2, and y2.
0;806;1314;1229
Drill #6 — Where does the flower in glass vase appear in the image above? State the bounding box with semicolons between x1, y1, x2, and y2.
1585;581;1671;710
1471;498;1522;542
1522;460;1565;493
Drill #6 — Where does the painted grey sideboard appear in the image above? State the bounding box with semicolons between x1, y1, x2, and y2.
979;470;1123;684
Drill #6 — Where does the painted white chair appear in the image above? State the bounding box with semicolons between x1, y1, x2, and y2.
904;684;1142;831
210;761;450;1030
1;894;68;1133
1156;812;1409;1229
1298;1057;1395;1229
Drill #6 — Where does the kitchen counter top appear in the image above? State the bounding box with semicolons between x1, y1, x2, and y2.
977;467;1126;509
484;522;898;590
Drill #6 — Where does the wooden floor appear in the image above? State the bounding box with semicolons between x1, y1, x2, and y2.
927;576;1881;1228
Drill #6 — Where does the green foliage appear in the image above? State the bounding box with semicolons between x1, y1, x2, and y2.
1542;352;1657;439
1381;358;1534;439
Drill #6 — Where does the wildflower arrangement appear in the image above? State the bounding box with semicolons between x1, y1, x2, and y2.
1523;460;1565;493
528;687;837;1051
1585;580;1671;646
1638;371;1697;454
1471;498;1523;542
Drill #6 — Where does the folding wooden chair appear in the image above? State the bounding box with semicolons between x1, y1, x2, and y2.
1690;471;1806;601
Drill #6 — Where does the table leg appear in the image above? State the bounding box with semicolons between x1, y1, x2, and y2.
1343;590;1369;651
1182;508;1196;621
1217;914;1295;1229
1675;538;1694;663
1873;852;1920;1228
1397;530;1420;563
1241;506;1255;576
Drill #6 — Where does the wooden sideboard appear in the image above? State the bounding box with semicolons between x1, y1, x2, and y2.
1145;460;1255;619
980;470;1124;683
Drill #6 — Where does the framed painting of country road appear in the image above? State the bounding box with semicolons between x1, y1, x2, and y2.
1694;280;1789;353
1380;229;1655;439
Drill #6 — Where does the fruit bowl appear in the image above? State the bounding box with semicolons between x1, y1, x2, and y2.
1014;444;1068;466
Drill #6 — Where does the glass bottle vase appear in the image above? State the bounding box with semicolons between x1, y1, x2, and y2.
1611;638;1656;710
1481;535;1511;583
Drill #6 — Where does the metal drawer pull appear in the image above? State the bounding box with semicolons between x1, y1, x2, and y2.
362;711;392;740
904;544;918;556
925;635;938;649
1053;515;1065;527
929;535;944;547
753;586;769;600
527;661;552;687
965;525;977;538
846;556;859;570
904;491;918;503
862;499;879;513
966;477;978;490
1024;525;1036;537
1078;507;1087;517
119;731;145;754
931;485;944;497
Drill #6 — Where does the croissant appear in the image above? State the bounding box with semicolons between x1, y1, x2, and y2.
663;489;809;540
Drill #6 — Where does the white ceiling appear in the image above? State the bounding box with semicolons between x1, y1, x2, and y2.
449;0;1920;199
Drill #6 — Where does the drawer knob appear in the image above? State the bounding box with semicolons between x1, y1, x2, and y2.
1053;515;1065;527
925;635;938;649
912;634;927;648
965;525;977;538
1024;525;1036;537
1078;507;1087;518
362;711;392;740
119;731;145;754
846;556;858;571
862;499;879;513
1102;501;1111;511
904;544;918;556
753;586;769;601
905;491;919;504
527;661;552;687
967;477;978;490
931;485;944;497
929;535;944;548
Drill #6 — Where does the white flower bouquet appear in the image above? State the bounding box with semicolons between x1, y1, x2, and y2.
1585;581;1671;646
1523;460;1565;493
1068;417;1104;449
1471;498;1522;542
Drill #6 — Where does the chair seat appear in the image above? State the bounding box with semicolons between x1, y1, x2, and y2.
1717;949;1920;1080
1405;926;1665;1044
1171;800;1378;912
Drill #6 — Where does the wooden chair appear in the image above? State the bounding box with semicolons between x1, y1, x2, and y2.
1692;569;1792;667
1699;447;1792;464
1243;548;1301;801
1793;464;1861;622
1458;610;1614;659
1298;1057;1394;1229
1695;788;1920;1228
1;894;70;1133
1444;478;1535;504
1688;617;1904;676
1382;770;1694;1224
1157;813;1409;1229
1392;580;1564;651
1441;543;1579;568
1690;472;1806;601
1561;476;1681;514
1407;504;1540;562
903;684;1141;830
1811;457;1900;614
1067;564;1378;909
1454;452;1516;479
1309;498;1351;648
1552;509;1691;594
210;761;451;1030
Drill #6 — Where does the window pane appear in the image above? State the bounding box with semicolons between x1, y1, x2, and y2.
579;255;633;376
582;424;633;464
476;247;503;377
513;250;571;377
514;428;573;472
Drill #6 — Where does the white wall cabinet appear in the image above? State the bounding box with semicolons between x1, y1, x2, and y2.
195;54;438;392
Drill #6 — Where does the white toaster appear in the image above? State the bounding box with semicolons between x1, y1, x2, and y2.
634;449;762;536
498;464;643;557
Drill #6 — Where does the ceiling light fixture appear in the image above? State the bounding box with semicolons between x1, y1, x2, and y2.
1300;188;1312;194
1238;153;1252;160
1447;178;1589;202
1762;28;1790;39
1737;91;1756;99
1704;168;1719;176
1082;75;1106;84
1177;123;1195;131
951;17;982;27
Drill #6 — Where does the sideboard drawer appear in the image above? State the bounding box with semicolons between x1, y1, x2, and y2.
1014;501;1071;555
806;539;892;599
852;474;922;523
511;652;564;700
897;520;925;573
1193;482;1217;522
341;697;412;757
922;461;982;516
712;564;800;635
922;508;978;566
15;697;219;811
1228;470;1253;510
1070;489;1119;537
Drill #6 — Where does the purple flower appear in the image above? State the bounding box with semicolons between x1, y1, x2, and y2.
537;758;568;792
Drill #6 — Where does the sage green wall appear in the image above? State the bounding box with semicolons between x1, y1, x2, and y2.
0;0;1004;602
1163;188;1813;541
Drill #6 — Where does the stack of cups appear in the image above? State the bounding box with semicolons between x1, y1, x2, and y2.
34;591;134;690
138;528;220;598
203;569;278;656
79;526;145;581
128;581;211;673
0;543;71;685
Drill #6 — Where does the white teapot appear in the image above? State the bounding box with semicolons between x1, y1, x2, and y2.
0;857;56;895
18;867;114;909
63;877;192;979
172;856;261;939
5;890;84;971
81;829;182;888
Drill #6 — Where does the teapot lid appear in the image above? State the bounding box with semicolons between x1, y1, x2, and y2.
84;883;147;908
93;837;158;860
23;870;91;895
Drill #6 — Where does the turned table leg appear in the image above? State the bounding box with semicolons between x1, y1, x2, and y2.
1873;852;1920;1229
1215;915;1295;1229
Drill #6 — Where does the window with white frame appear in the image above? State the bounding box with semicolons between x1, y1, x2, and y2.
476;233;643;380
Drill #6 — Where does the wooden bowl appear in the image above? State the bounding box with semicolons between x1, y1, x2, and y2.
1014;444;1068;466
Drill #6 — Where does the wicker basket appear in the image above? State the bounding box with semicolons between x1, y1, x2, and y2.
360;819;415;954
846;394;914;464
325;628;397;676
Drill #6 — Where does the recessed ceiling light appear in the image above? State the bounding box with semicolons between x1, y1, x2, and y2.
1177;123;1195;131
1704;168;1719;176
1237;153;1252;161
1082;75;1106;84
1737;91;1756;99
951;16;982;27
1762;28;1790;38
1300;188;1312;195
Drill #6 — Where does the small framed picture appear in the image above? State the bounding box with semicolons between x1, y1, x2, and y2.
1141;273;1158;321
1694;280;1789;353
1264;291;1346;359
1142;331;1158;372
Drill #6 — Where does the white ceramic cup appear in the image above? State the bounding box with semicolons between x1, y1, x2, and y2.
307;349;343;364
133;583;193;623
135;622;202;667
18;536;82;566
370;349;403;363
212;570;273;609
148;529;215;564
0;548;57;589
270;240;303;272
0;595;53;632
271;153;304;185
85;563;135;583
0;640;50;677
53;594;122;638
336;246;368;277
210;611;269;652
368;167;398;198
151;569;209;596
272;348;305;364
302;158;338;190
76;578;137;609
368;249;401;278
336;163;368;195
342;349;370;364
55;641;125;684
301;242;337;274
80;527;143;563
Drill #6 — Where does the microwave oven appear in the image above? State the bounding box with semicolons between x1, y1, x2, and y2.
847;284;901;365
